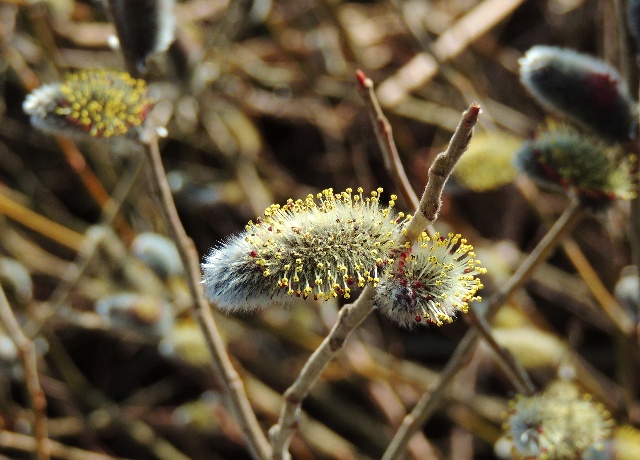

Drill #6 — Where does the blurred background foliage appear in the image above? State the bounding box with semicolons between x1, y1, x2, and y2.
0;0;638;458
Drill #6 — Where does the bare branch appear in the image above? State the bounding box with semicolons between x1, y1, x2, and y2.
355;69;419;210
140;129;271;460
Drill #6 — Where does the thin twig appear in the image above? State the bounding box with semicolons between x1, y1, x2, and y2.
0;284;48;460
561;239;636;336
382;200;586;460
464;309;535;395
269;287;376;460
419;104;479;224
355;69;419;210
140;128;271;460
268;101;481;460
515;179;637;338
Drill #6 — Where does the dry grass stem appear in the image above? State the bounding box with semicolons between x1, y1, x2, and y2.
0;430;121;460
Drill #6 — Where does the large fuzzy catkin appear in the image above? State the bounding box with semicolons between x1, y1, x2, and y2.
202;188;407;312
519;46;635;142
374;232;485;328
108;0;176;75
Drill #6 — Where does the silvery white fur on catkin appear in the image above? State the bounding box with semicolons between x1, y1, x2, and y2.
201;234;288;313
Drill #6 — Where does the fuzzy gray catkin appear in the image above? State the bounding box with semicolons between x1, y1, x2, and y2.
514;124;635;208
202;188;486;328
519;46;635;142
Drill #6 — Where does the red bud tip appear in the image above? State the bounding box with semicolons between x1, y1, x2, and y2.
463;103;481;127
356;69;367;86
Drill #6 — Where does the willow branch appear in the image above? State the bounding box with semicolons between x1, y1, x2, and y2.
355;69;419;210
268;101;481;460
420;104;479;223
140;129;271;460
465;308;536;395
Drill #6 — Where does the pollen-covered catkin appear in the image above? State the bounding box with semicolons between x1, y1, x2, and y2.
504;381;613;459
374;232;485;328
514;124;635;207
23;69;152;139
202;188;407;312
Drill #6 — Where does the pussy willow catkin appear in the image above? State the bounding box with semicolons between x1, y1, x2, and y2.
23;69;152;139
202;188;407;312
374;232;485;327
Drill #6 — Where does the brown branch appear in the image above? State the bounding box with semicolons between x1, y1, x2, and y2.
0;430;120;460
268;287;376;460
0;190;85;252
25;158;146;340
420;103;479;223
465;309;536;395
0;284;48;460
140;129;271;460
400;103;480;246
355;69;419;210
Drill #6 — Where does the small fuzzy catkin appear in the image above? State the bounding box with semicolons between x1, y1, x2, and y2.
504;382;613;459
452;131;521;192
374;232;485;328
23;69;153;139
514;124;635;208
519;46;635;142
202;188;407;312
